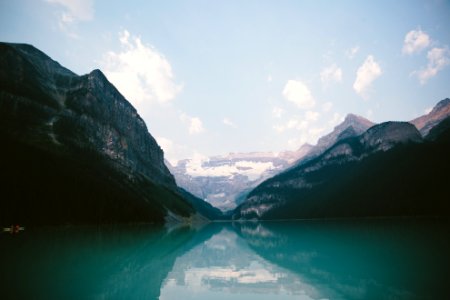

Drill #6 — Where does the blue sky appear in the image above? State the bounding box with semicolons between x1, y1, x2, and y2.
1;0;450;164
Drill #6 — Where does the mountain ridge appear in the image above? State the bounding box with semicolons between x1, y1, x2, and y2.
0;42;219;225
299;113;375;164
410;98;450;136
233;105;450;220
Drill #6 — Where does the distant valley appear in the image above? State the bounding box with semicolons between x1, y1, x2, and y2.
167;144;312;211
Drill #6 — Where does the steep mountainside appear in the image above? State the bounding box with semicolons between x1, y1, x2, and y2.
168;144;313;211
301;113;375;163
0;42;219;225
410;98;450;136
233;117;450;220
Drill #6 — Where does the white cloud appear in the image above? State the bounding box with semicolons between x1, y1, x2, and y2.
286;112;342;151
424;107;433;114
157;136;173;154
346;46;360;59
402;29;431;55
273;124;285;133
288;118;305;130
305;110;319;121
413;47;450;84
180;113;205;135
282;80;315;109
273;115;309;133
320;64;343;85
223;117;237;128
46;0;94;21
267;75;273;83
155;136;174;164
321;101;333;112
286;127;323;149
273;110;320;149
189;118;204;134
102;30;182;115
353;55;382;97
46;0;94;36
272;107;284;118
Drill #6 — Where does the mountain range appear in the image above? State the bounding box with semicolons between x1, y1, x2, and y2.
0;42;220;225
169;113;375;211
232;98;450;220
1;42;449;225
172;97;450;219
167;144;312;211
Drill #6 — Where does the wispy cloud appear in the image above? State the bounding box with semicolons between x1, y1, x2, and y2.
353;55;382;98
402;28;450;84
180;113;205;135
320;64;343;86
305;110;319;121
102;30;182;113
346;46;360;59
413;47;450;84
273;111;320;133
402;29;431;55
46;0;94;37
286;126;324;149
223;117;237;128
272;107;284;118
273;116;307;133
282;80;315;109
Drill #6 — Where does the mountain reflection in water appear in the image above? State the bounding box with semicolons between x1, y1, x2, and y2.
1;219;448;300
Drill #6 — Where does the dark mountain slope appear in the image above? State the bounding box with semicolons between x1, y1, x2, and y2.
233;120;449;220
425;115;450;142
0;42;220;225
178;188;227;221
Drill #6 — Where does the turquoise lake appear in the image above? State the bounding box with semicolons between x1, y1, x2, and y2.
1;219;448;299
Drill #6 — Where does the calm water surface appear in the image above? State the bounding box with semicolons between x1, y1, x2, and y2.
1;219;448;299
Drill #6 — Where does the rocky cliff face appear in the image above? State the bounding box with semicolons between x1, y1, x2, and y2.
359;122;422;151
0;42;210;225
300;113;374;163
410;98;450;136
0;43;174;188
